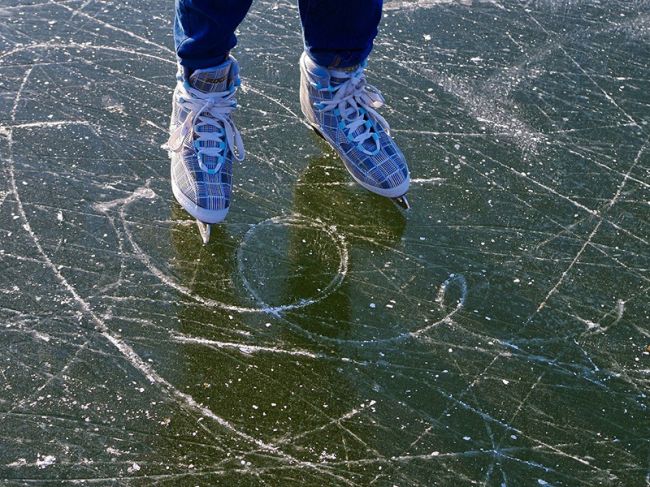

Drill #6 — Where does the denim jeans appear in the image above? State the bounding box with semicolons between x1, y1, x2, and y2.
174;0;383;72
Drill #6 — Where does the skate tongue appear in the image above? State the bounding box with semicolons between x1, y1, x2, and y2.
302;54;377;151
329;64;361;86
189;59;236;93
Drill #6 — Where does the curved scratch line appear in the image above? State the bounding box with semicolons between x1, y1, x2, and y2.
111;184;466;345
275;273;468;347
112;189;349;315
5;68;300;466
112;186;466;346
235;214;349;315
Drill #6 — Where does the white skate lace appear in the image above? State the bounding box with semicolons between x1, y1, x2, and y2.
165;83;245;175
313;66;389;156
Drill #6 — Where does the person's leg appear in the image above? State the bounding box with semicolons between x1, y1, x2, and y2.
297;0;411;207
168;0;251;242
298;0;383;68
174;0;253;74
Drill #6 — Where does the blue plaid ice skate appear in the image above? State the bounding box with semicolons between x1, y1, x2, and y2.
299;53;410;200
165;56;245;228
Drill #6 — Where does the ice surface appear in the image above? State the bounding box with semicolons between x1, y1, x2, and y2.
1;0;649;485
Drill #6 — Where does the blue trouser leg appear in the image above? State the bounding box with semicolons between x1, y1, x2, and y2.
174;0;382;70
174;0;253;71
298;0;383;68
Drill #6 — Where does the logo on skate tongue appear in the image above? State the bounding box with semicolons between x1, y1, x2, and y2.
202;76;226;84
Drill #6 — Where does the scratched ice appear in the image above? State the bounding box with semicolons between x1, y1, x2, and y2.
1;0;649;485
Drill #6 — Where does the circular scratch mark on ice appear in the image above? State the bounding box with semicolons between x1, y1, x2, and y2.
108;184;466;346
115;188;348;315
236;214;349;315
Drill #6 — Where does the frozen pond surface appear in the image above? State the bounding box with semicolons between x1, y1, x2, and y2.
1;0;649;485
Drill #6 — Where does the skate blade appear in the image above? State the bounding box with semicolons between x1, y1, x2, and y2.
311;126;326;140
196;220;211;245
392;195;411;210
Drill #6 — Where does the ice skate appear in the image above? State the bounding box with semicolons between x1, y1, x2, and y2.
165;56;245;244
299;52;410;208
